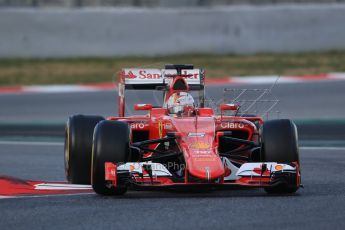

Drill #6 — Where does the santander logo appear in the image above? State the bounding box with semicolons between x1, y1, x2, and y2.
125;71;137;79
125;70;161;80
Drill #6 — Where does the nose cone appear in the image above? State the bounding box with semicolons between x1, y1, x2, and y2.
170;116;224;181
186;149;225;181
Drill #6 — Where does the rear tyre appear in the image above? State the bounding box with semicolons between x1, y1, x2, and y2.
260;119;300;194
91;120;130;195
64;115;104;184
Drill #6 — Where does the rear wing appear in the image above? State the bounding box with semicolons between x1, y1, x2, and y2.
119;68;205;90
118;64;206;117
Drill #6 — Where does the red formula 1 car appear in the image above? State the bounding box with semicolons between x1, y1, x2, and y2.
64;64;301;195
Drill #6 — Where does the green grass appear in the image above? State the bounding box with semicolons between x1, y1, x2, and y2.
1;51;345;86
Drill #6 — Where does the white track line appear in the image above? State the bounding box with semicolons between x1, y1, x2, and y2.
23;85;101;93
34;183;92;190
0;141;63;146
0;193;94;200
0;195;15;199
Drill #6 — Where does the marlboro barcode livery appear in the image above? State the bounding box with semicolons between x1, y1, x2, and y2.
64;64;301;195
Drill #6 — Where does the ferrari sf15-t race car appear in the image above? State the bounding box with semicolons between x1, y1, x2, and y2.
64;64;301;196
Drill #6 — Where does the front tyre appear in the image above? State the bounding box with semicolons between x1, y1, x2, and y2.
64;115;104;184
261;119;300;194
91;120;130;195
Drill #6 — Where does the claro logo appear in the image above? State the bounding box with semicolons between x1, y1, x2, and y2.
220;122;245;129
130;122;147;129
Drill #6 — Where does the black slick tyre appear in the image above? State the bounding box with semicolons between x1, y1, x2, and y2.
64;115;104;184
91;120;130;196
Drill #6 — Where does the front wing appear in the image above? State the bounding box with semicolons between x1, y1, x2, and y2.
104;160;301;190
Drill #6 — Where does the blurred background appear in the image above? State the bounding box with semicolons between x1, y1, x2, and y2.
1;0;345;86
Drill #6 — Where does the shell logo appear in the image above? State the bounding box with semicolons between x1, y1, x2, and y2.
275;164;284;171
129;165;135;172
158;121;163;138
194;157;215;162
190;142;210;149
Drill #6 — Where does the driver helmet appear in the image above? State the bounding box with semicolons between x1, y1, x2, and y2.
166;92;195;115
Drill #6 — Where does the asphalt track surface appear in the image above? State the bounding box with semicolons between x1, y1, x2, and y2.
0;142;345;230
0;80;345;123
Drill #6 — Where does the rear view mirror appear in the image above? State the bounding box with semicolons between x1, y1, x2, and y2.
220;103;239;111
134;104;153;111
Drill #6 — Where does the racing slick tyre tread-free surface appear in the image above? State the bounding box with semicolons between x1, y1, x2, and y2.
91;120;130;195
261;119;300;194
64;115;104;185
